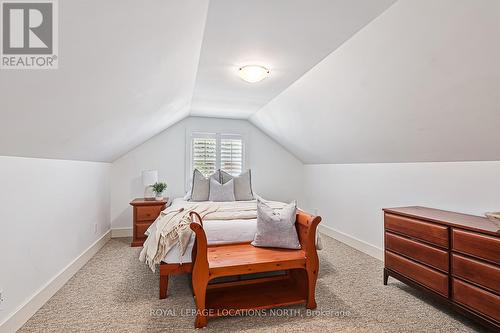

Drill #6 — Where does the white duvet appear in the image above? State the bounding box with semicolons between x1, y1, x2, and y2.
145;198;322;264
145;198;278;264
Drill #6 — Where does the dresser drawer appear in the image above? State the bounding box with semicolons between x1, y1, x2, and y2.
452;254;500;293
452;229;500;264
385;232;448;272
385;213;449;248
385;250;449;297
136;205;163;222
453;278;500;322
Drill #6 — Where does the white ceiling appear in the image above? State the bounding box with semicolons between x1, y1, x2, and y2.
190;0;396;119
251;0;500;163
0;0;208;162
2;0;499;164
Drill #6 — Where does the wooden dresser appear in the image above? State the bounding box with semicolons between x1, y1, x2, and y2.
383;206;500;331
130;198;168;247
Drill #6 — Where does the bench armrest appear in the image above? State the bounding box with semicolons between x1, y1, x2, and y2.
296;210;322;253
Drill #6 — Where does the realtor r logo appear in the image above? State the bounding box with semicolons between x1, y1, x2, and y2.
1;0;58;69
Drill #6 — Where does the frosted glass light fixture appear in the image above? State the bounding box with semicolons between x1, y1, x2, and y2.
238;65;270;83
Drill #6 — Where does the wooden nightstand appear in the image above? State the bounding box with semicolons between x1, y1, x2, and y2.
130;198;169;247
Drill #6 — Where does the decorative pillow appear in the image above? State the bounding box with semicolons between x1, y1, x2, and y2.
190;169;220;202
183;177;193;200
251;199;300;249
183;188;192;201
209;177;235;202
221;170;254;201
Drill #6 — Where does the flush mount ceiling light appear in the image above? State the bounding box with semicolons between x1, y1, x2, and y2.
238;65;270;83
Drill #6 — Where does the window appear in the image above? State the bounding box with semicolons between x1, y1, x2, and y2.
220;134;243;176
189;132;245;178
192;134;217;177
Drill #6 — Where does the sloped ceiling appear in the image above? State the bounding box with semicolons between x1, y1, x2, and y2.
190;0;396;118
0;0;395;162
2;0;499;164
251;0;500;163
0;0;209;162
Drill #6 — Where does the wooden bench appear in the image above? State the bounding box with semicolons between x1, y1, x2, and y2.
189;210;322;328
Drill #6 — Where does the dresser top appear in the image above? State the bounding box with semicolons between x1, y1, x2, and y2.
383;206;500;236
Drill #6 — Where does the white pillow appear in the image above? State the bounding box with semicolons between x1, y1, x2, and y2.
190;169;221;202
220;170;254;201
251;199;300;249
183;177;193;200
183;188;192;201
209;177;235;202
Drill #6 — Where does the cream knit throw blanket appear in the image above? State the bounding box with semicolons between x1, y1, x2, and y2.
139;200;317;272
139;203;218;272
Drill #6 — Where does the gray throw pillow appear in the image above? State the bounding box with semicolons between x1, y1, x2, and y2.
251;199;300;249
209;177;235;202
190;169;220;202
221;170;254;201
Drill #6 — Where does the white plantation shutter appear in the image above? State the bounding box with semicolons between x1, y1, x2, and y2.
192;135;217;177
220;135;243;176
190;132;245;179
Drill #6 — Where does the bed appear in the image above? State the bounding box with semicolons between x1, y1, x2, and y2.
146;198;268;264
143;197;322;299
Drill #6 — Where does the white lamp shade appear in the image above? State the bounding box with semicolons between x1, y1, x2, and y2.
142;170;158;186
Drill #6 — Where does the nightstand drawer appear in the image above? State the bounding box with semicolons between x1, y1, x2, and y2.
136;222;152;239
130;198;168;247
136;205;163;222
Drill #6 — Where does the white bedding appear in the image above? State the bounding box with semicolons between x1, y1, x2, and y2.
161;218;257;263
146;198;259;264
144;197;321;265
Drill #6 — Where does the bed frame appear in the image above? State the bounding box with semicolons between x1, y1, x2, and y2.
189;210;321;327
158;209;322;307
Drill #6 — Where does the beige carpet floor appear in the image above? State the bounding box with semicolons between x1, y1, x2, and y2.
19;235;487;333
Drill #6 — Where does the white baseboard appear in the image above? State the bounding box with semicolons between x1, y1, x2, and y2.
0;231;111;333
111;228;132;238
318;224;383;261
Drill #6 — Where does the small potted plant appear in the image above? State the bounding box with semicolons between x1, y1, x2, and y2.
151;182;167;200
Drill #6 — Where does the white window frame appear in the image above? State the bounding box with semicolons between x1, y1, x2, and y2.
185;129;247;191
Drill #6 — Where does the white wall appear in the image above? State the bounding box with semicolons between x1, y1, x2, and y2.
0;156;110;327
303;161;500;258
111;116;304;229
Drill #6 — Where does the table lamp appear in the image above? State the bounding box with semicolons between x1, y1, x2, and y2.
142;170;158;200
